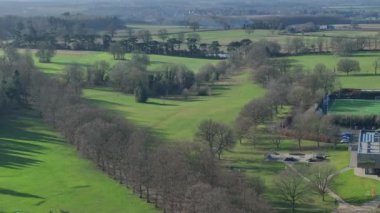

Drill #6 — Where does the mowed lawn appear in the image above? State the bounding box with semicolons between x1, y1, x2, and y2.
84;72;264;141
0;111;158;213
289;52;380;89
332;169;380;205
329;99;380;115
32;50;220;74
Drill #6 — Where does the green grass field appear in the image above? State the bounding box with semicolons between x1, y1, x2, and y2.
289;52;380;89
0;111;157;213
329;99;380;115
332;169;380;204
34;51;219;74
84;72;264;140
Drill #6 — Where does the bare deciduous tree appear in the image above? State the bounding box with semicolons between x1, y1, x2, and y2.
275;167;308;213
308;163;337;201
196;120;236;159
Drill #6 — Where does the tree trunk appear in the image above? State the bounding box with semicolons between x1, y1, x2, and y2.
292;200;295;213
139;184;143;198
298;138;302;151
146;186;150;203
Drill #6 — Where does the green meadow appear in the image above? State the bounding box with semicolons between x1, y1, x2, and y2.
84;72;264;140
0;111;157;213
289;52;380;89
329;99;380;115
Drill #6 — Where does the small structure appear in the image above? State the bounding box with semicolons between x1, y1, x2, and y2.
357;130;380;175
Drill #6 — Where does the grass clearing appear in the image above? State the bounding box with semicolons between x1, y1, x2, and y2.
0;110;157;213
329;99;380;115
84;72;264;140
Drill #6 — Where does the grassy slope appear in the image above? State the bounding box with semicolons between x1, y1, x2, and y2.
330;99;380;115
289;52;380;89
0;111;158;213
84;72;264;140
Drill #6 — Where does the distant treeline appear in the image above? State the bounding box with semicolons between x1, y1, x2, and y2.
0;15;125;50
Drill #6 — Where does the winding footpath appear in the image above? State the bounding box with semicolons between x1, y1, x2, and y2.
286;163;380;213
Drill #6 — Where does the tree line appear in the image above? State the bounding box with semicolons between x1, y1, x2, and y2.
62;51;234;103
0;48;272;212
227;39;341;151
0;15;124;51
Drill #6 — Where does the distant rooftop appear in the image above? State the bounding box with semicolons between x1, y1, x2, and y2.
358;130;380;154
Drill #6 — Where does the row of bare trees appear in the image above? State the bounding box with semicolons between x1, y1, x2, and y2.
1;48;272;212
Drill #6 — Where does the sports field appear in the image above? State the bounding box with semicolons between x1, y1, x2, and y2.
0;111;157;213
329;99;380;115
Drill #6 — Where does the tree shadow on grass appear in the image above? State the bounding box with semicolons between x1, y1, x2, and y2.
0;138;43;168
0;188;44;199
0;112;62;169
145;101;178;106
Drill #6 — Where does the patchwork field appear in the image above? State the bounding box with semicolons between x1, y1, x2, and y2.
0;111;157;213
329;99;380;115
